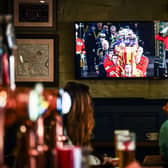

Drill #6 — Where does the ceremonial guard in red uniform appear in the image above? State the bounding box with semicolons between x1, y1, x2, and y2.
103;50;121;77
155;34;168;51
76;38;85;55
136;55;149;77
134;47;149;77
155;26;168;75
76;34;86;77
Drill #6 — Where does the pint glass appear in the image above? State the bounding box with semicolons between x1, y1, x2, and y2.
114;130;129;158
117;132;136;168
57;145;82;168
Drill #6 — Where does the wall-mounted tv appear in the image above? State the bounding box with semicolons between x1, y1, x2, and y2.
74;21;168;79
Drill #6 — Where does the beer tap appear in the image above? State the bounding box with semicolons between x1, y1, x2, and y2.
13;85;71;168
28;85;71;168
44;88;71;168
28;83;49;168
0;16;3;86
15;83;49;168
0;16;10;87
0;22;7;161
0;89;8;168
55;88;71;147
5;15;17;91
0;15;17;168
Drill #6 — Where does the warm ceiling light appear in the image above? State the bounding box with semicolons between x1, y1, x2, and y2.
40;0;45;3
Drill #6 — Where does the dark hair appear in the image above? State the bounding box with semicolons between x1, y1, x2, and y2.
64;81;95;146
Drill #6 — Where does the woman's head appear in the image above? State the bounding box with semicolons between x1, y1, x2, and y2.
64;81;95;146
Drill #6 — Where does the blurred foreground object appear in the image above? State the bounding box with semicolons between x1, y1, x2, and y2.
125;161;142;168
0;14;17;168
163;102;168;115
13;84;72;168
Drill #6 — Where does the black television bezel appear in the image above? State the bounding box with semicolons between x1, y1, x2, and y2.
74;21;167;80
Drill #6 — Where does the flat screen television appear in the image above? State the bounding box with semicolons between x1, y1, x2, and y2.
74;21;168;79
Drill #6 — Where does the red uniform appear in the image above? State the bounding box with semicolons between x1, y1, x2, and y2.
76;38;86;54
76;38;86;68
136;55;149;77
155;34;168;51
103;55;121;77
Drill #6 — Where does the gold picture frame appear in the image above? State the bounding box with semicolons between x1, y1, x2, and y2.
14;0;53;27
15;38;54;83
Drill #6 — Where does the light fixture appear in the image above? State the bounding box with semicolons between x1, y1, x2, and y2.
40;0;45;3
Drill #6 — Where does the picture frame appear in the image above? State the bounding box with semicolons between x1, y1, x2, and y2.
15;36;58;87
14;0;54;27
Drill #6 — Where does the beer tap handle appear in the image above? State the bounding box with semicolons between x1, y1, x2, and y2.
5;15;17;90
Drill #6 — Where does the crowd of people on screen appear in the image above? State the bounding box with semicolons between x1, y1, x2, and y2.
76;22;149;77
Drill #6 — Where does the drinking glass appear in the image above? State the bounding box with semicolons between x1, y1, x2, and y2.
116;132;136;168
57;145;82;168
114;130;129;158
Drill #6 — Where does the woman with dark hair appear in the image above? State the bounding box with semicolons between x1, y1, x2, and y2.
64;81;95;146
63;81;142;168
63;81;105;166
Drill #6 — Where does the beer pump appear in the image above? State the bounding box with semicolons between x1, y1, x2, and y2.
5;15;17;90
27;83;49;168
0;14;73;168
0;90;7;168
55;88;72;147
0;15;17;168
0;15;17;89
14;83;72;168
48;88;72;168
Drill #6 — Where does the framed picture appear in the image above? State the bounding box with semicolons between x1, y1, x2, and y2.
14;0;54;27
15;36;58;87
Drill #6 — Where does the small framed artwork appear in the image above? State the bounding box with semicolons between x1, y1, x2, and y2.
14;0;54;27
15;37;58;87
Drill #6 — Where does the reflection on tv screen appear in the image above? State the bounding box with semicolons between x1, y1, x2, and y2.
75;21;168;79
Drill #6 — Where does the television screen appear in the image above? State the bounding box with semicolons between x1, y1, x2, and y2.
74;21;168;79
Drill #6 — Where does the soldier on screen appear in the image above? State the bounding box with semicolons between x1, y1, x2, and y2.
155;26;168;76
103;49;121;77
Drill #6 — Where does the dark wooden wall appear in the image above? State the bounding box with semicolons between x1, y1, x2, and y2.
92;98;166;142
91;98;167;162
56;0;168;98
0;1;9;14
1;0;168;97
